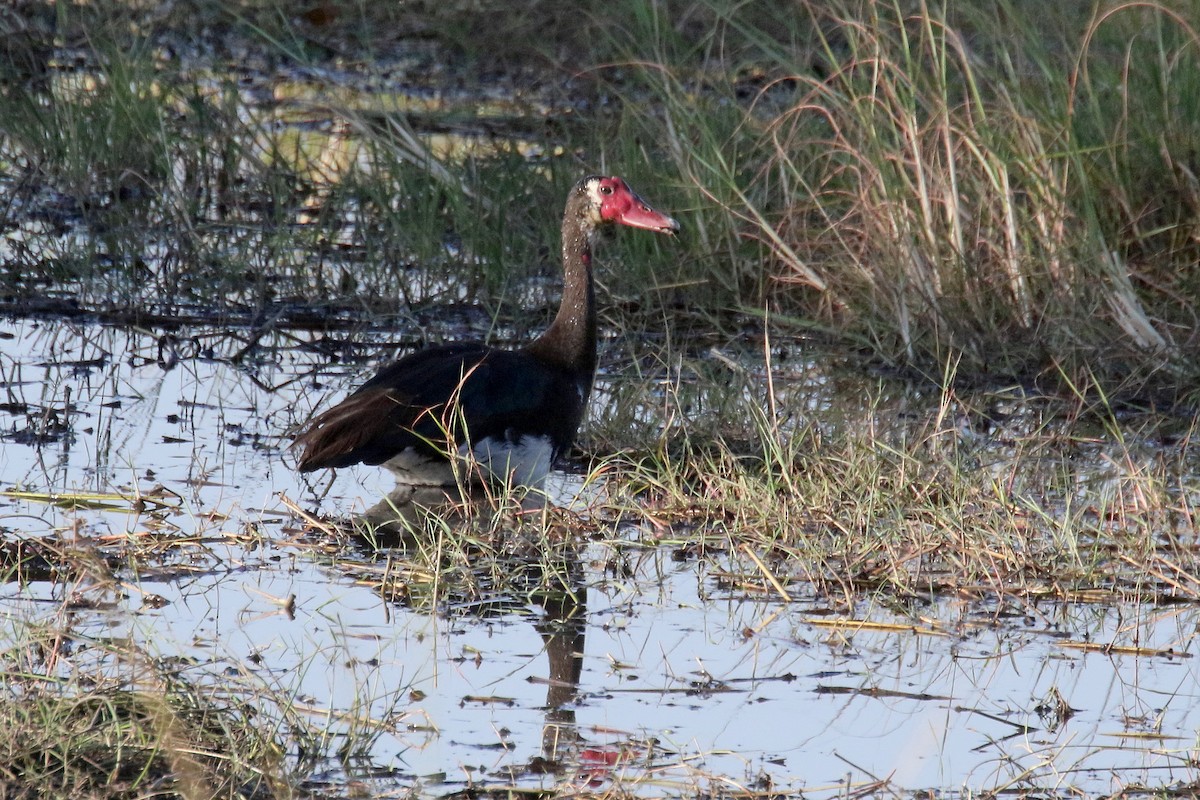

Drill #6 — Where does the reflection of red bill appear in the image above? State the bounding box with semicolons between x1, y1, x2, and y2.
578;746;626;786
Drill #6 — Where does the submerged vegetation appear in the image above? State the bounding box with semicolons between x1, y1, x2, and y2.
3;0;1200;797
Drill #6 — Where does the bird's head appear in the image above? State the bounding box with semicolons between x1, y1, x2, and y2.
582;175;680;235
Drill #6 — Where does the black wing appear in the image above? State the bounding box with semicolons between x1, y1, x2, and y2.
294;344;586;471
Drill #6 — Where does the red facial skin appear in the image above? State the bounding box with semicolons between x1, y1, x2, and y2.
596;177;680;233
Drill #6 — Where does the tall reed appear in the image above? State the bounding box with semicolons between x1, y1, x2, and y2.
629;0;1200;394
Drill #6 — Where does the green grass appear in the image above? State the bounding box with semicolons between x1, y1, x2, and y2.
607;0;1200;394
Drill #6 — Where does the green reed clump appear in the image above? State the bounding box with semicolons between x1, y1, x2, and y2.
0;10;263;313
610;0;1200;395
1;0;690;328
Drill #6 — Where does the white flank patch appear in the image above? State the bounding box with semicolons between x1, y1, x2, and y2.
381;436;554;489
461;434;554;489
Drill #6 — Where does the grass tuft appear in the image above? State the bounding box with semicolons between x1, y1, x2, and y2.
593;341;1200;606
0;620;294;799
609;0;1200;394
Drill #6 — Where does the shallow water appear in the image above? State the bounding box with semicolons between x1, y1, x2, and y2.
2;317;1199;797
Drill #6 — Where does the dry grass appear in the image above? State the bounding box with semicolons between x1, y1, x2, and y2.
0;545;298;799
592;348;1200;608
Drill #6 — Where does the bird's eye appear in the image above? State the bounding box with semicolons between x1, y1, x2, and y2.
599;184;613;195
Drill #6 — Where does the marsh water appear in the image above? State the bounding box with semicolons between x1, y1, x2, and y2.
3;316;1199;798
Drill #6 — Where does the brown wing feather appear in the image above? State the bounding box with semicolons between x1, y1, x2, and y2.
293;388;435;472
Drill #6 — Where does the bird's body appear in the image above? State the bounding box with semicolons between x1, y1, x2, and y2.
293;175;678;490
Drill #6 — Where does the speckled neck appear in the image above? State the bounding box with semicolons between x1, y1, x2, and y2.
525;184;598;385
